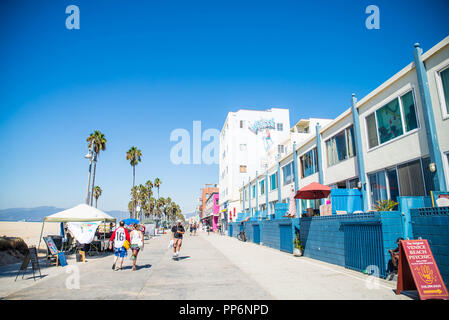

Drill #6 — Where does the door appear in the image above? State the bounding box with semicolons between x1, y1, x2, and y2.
279;224;293;253
253;224;260;244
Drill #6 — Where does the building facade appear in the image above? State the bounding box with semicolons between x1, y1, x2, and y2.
238;36;449;216
204;192;220;231
219;108;291;221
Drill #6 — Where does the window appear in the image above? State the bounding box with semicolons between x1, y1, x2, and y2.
215;198;219;206
348;177;359;189
366;90;419;148
239;165;247;173
278;145;284;154
397;159;425;196
401;91;418;132
260;179;265;195
326;126;356;166
366;113;379;148
240;144;247;151
369;171;388;207
386;168;399;204
282;162;294;185
270;173;277;191
439;66;449;115
300;148;318;178
252;185;256;198
277;123;283;131
240;120;245;128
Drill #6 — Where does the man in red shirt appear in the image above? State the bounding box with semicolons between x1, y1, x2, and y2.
109;221;130;271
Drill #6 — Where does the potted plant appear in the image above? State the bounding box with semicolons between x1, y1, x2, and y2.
293;232;304;257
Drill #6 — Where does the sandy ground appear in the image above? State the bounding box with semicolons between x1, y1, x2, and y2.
0;221;60;251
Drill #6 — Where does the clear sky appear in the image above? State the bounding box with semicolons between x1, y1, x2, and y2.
0;0;448;213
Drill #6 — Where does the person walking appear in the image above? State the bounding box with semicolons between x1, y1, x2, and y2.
130;223;144;271
206;224;210;235
109;220;130;271
171;220;185;259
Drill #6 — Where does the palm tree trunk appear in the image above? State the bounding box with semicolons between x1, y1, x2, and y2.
90;159;97;206
95;198;98;208
132;165;135;219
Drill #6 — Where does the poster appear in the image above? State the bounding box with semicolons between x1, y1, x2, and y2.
398;239;448;300
67;221;101;244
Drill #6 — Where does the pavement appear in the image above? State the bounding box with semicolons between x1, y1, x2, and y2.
0;231;418;300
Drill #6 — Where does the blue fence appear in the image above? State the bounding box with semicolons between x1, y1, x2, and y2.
411;207;449;285
330;189;363;214
300;212;403;278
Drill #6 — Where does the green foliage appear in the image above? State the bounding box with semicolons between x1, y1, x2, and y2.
374;200;398;212
293;232;304;250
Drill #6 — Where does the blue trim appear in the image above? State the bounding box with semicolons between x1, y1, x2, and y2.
242;181;245;213
292;142;300;217
265;170;269;215
315;124;324;185
351;94;369;211
248;177;251;215
413;43;447;192
277;162;282;202
255;170;259;215
315;124;325;205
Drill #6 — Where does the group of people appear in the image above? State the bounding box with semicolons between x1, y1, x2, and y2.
189;222;198;236
109;219;186;270
109;221;144;271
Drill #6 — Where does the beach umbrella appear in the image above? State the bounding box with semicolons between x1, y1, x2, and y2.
294;182;331;200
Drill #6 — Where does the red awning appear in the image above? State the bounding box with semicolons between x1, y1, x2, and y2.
294;182;331;200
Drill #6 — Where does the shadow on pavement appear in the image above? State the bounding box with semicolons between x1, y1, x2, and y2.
175;256;190;261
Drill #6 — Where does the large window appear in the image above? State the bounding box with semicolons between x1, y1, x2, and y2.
326;126;355;167
260;179;265;195
369;171;388;207
300;148;318;178
282;162;294;185
397;159;425;196
366;90;419;148
439;66;449;115
270;173;277;191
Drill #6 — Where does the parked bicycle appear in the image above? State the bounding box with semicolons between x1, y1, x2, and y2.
237;231;247;242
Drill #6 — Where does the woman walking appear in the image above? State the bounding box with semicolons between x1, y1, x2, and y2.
130;223;144;271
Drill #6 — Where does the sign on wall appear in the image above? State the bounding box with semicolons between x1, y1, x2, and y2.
396;239;448;300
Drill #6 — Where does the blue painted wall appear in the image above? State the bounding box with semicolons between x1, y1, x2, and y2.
411;207;449;285
300;212;403;275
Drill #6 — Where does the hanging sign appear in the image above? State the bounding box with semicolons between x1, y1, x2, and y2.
396;239;448;300
67;221;101;244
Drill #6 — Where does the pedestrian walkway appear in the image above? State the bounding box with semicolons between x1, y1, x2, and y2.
203;231;416;300
1;231;417;300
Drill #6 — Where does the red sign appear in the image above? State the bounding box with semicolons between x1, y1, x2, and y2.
397;239;448;300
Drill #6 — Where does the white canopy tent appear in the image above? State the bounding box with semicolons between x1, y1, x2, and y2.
38;204;116;251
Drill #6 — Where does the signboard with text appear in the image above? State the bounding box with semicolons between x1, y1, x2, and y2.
397;239;448;300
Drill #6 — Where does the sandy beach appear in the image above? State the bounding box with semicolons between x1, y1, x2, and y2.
0;221;60;251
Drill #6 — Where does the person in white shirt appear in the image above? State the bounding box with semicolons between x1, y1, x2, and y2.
130;224;144;271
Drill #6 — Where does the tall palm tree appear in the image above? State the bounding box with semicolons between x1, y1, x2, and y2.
126;146;142;217
130;186;139;219
154;178;161;199
137;184;148;221
87;131;107;206
93;186;102;208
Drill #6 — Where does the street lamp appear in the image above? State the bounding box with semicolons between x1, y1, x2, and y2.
85;141;94;205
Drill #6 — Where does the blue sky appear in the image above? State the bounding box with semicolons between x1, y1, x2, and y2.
0;0;448;213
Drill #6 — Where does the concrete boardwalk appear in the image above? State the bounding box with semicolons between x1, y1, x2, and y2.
1;231;416;300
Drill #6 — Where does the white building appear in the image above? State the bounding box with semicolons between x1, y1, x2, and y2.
219;108;290;219
239;35;449;216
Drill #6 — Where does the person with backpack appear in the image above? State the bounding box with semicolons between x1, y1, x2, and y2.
109;220;130;271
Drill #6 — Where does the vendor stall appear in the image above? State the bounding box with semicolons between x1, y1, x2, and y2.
37;204;116;256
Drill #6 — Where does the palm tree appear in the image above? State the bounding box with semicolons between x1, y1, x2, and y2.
137;184;148;221
93;186;102;208
130;186;139;219
154;178;161;199
126;146;142;217
87;131;107;206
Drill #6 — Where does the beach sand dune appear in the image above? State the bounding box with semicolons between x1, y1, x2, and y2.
0;221;60;251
